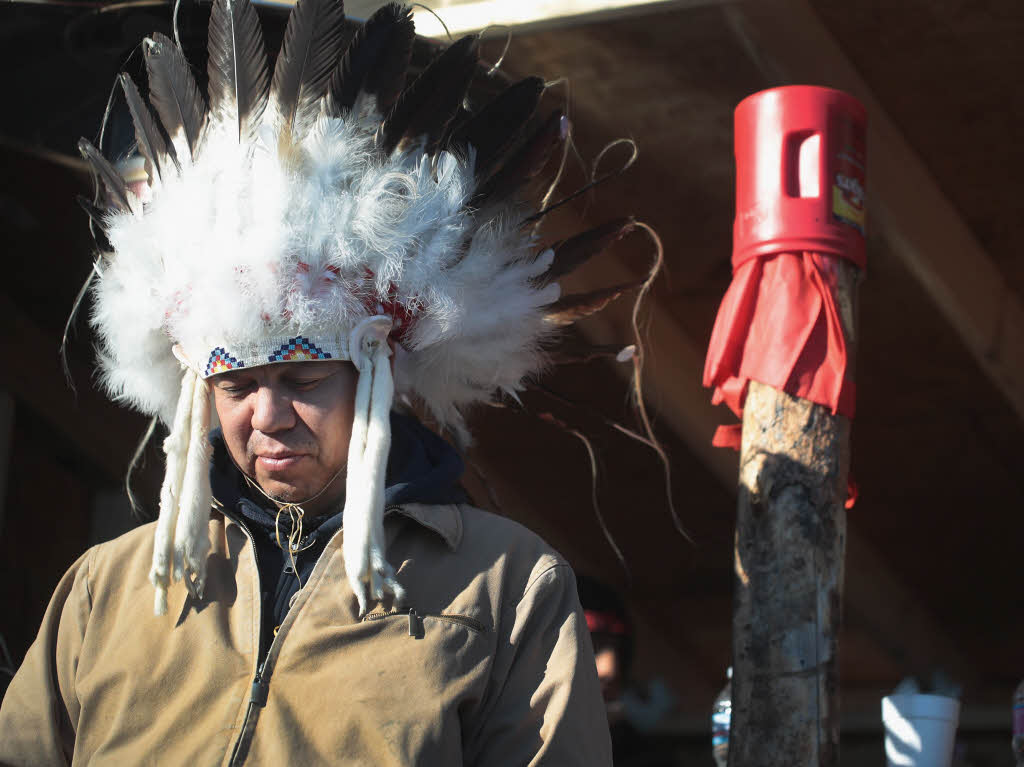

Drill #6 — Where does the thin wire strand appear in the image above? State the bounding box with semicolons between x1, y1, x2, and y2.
571;135;593;219
567;426;630;583
522;137;638;226
536;76;572;219
60;70;121;393
533;381;660;455
410;3;453;42
126;416;159;518
60;260;102;390
172;0;183;49
629;221;692;543
477;24;512;75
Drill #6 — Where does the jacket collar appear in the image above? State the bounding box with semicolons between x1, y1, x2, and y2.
386;503;463;551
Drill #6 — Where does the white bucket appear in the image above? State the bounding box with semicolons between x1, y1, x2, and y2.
882;694;961;767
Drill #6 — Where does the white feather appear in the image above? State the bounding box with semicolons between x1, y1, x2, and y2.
93;112;557;439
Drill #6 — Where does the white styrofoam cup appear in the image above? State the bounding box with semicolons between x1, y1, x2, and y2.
882;693;961;767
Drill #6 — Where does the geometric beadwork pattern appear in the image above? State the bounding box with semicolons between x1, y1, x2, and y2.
267;336;333;363
205;347;245;377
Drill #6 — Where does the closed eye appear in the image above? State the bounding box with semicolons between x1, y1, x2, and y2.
218;383;255;396
287;378;325;390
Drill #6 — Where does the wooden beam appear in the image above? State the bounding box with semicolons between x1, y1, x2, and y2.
723;0;1024;424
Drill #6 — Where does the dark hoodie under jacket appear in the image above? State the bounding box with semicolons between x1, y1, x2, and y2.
209;410;468;656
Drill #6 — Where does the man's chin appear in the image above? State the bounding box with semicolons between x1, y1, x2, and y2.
252;477;315;505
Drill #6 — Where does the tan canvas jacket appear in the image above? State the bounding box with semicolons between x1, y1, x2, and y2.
0;503;612;765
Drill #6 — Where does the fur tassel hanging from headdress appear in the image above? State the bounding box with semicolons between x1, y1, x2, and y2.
150;369;213;616
343;316;403;616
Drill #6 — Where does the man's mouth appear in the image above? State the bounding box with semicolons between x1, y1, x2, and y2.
255;452;308;471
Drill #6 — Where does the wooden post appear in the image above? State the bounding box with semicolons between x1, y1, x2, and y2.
729;259;859;766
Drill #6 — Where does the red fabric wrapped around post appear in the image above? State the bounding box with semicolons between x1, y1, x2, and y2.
703;86;866;504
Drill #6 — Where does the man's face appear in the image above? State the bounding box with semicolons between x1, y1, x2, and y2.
593;637;623;702
212;360;359;512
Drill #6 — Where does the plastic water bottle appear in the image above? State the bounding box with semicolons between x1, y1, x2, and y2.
1013;679;1024;766
711;667;732;767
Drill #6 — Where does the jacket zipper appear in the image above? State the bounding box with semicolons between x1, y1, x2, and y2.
362;607;487;635
222;502;346;765
221;502;438;763
217;504;271;767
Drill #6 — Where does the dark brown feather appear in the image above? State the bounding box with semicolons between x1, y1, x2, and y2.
471;109;565;206
120;73;172;184
144;33;207;163
380;34;479;155
77;138;134;213
270;0;346;142
438;104;473;150
452;76;544;178
326;3;414;118
207;0;271;145
538;217;636;285
543;281;641;326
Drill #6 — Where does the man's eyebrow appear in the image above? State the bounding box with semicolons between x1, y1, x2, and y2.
214;372;252;385
284;363;341;377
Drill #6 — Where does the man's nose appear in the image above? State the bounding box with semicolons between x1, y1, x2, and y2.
251;385;296;433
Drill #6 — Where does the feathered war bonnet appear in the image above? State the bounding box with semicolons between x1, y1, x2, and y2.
81;0;647;616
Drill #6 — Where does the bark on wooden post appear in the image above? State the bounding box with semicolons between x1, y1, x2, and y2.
728;259;859;766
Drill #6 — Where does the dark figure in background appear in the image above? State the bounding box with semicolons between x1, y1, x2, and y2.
578;576;681;766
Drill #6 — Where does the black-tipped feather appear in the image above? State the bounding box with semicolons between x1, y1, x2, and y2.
453;76;544;178
381;34;479;155
472;109;565;205
207;0;271;145
539;217;636;285
120;73;171;184
543;282;641;326
271;0;347;142
327;2;414;118
78;138;134;213
439;105;473;149
145;33;207;163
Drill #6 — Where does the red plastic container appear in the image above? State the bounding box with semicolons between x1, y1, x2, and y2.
733;85;867;268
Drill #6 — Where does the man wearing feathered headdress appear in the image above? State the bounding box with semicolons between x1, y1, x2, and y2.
0;1;626;763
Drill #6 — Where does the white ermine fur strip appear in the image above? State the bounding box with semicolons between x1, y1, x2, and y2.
172;376;213;598
151;370;196;616
343;316;401;616
366;340;399;603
